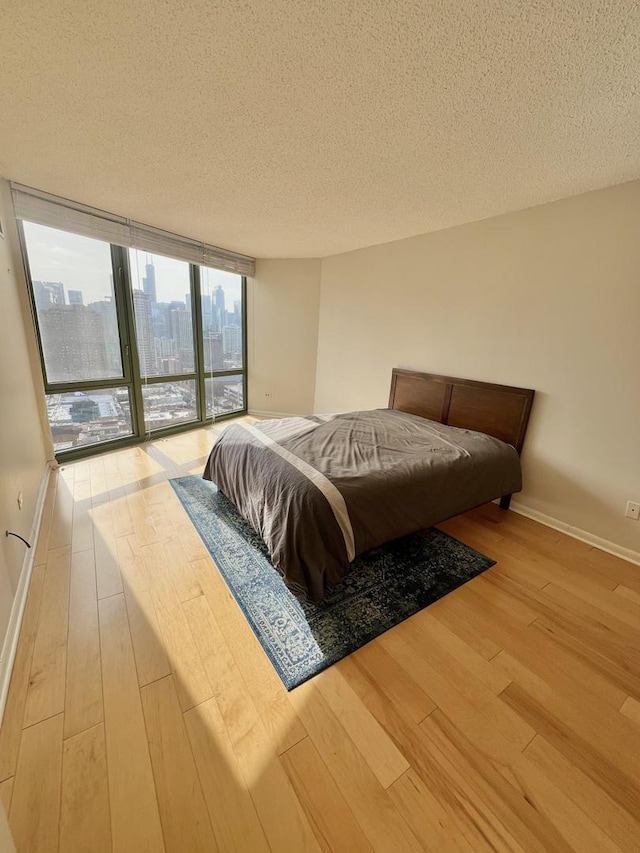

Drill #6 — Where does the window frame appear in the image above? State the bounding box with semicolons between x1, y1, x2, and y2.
18;223;248;462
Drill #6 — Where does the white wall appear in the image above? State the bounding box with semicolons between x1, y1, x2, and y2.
0;179;50;656
247;258;321;416
315;180;640;556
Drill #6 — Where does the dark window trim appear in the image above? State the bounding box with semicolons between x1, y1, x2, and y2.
17;220;248;462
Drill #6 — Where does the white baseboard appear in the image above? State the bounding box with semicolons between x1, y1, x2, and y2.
247;409;297;419
0;463;52;726
510;500;640;567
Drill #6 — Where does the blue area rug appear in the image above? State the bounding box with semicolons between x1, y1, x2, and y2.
169;475;495;690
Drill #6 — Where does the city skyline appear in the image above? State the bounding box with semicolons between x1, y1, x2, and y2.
23;220;243;308
23;222;246;452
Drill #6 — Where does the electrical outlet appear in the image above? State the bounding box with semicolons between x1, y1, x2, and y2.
264;392;272;397
625;501;640;521
17;491;23;511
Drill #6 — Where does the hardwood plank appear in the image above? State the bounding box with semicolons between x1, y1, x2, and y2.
580;548;640;592
501;681;640;817
60;723;111;853
545;570;640;631
524;734;640;853
312;665;410;789
420;711;574;853
489;553;552;591
427;592;503;660
140;675;217;853
140;543;212;711
615;584;640;605
470;572;540;624
107;472;135;539
89;456;108;504
620;696;640;726
0;778;13;815
116;535;172;687
98;593;165;853
7;429;640;853
9;714;63;853
184;697;270;853
182;596;321;852
471;503;562;545
193;559;307;754
289;680;424;853
534;614;640;701
48;467;74;549
282;736;375;853
388;768;477;853
71;478;94;554
71;458;91;483
23;547;71;727
382;620;535;757
503;749;625;853
64;549;102;739
334;655;431;758
0;562;46;781
162;536;203;602
126;488;161;547
414;612;511;695
490;571;640;650
335;656;514;851
441;580;637;709
92;501;123;599
351;640;436;725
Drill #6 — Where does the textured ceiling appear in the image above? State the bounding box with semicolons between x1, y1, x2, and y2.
1;1;639;258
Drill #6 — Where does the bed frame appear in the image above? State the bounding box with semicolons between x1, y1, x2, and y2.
389;368;535;509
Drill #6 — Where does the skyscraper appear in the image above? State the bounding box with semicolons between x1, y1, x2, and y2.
38;306;109;382
214;285;225;332
169;307;194;372
203;331;224;371
201;294;212;330
88;298;121;375
133;290;157;376
142;261;157;303
223;324;242;366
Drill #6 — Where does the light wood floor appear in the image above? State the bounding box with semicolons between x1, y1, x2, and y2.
1;421;640;852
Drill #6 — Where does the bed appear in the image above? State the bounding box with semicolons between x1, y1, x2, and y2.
203;368;535;601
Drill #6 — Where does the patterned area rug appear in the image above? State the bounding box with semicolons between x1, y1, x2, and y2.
169;476;495;690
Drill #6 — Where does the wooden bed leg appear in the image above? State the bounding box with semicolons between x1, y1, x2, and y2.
500;494;512;511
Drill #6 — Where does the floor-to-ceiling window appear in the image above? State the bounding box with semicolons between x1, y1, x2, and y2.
16;190;250;459
200;265;245;417
22;222;138;454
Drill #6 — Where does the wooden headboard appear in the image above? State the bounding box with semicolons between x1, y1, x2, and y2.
389;368;535;454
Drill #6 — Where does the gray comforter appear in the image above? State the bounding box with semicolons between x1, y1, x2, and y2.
204;409;521;601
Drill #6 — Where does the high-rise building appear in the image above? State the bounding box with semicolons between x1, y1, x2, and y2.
142;261;157;303
88;298;122;375
33;280;65;310
151;302;170;339
203;330;224;371
169;307;194;372
133;290;157;376
38;306;109;382
68;290;84;305
223;324;242;365
201;294;212;330
214;285;225;332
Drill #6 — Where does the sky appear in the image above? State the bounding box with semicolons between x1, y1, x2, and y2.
22;221;243;309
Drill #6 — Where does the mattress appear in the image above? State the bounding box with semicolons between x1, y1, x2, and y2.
203;408;522;601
